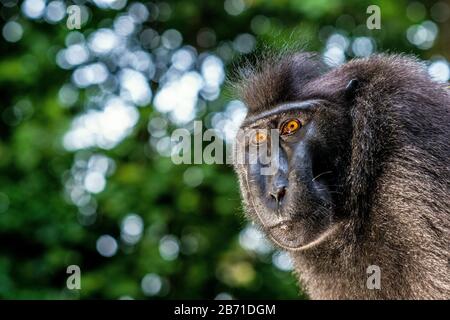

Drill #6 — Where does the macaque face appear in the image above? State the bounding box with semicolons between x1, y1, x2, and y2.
234;98;351;250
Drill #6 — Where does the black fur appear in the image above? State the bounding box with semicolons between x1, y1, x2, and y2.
234;53;450;299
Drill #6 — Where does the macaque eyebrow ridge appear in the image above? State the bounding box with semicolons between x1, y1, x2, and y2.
242;99;325;127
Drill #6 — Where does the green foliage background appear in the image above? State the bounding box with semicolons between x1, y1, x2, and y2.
0;0;448;299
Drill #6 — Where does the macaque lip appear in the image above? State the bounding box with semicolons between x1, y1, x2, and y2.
267;220;307;249
265;219;292;229
263;209;336;250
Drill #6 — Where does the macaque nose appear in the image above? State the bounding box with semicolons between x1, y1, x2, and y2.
270;186;286;204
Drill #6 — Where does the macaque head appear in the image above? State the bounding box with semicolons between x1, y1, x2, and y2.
233;53;357;250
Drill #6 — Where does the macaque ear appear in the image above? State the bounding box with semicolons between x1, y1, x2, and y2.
345;78;359;100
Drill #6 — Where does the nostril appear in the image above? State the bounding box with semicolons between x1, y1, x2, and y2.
277;187;286;200
270;186;286;204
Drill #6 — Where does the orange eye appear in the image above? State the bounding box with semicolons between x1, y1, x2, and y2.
251;130;268;145
281;119;301;135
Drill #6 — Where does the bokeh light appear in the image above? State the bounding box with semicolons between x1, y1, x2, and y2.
159;235;180;261
96;235;119;257
21;0;46;19
428;59;450;83
272;251;294;272
121;213;144;245
2;21;23;43
63;97;139;150
44;1;66;23
141;273;162;296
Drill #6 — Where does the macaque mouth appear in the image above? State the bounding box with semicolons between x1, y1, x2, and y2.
263;218;292;229
267;217;340;251
268;221;305;249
